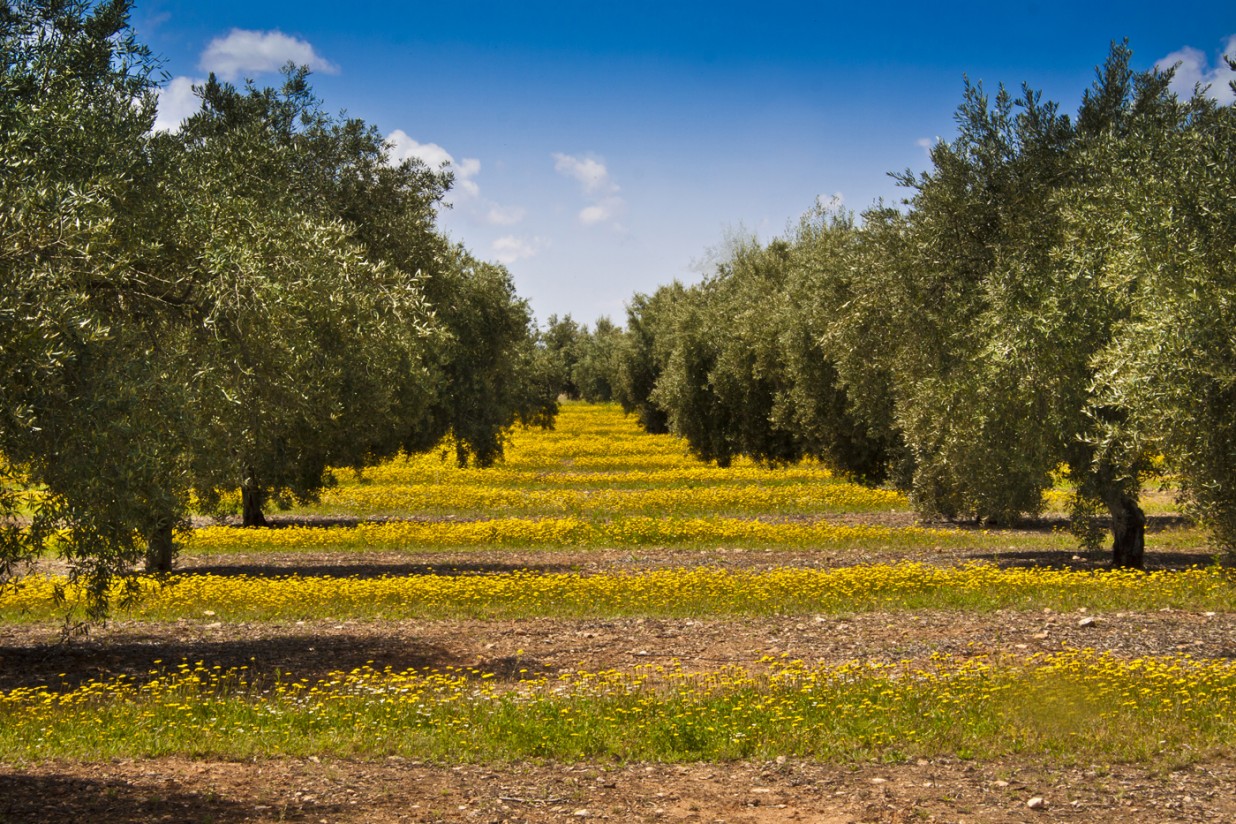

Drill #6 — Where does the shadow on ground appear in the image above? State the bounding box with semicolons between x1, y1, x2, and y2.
0;772;258;824
178;560;579;579
0;631;456;692
970;547;1220;571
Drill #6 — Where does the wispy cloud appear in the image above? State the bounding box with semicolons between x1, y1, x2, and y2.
1156;35;1236;105
552;152;626;228
493;235;546;264
816;192;845;211
579;197;625;226
552;153;617;195
200;29;339;81
486;205;527;226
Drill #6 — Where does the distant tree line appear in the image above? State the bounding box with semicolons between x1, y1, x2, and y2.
595;43;1236;569
1;0;557;613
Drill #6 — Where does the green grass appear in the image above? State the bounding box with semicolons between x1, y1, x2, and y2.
2;651;1232;764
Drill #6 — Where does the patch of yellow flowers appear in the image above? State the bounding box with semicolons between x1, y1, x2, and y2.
302;403;908;520
5;563;1231;620
2;650;1232;761
191;516;943;551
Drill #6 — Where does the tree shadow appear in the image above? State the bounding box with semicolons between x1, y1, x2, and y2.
198;513;482;528
934;514;1194;533
968;547;1221;571
177;560;579;579
0;631;458;692
0;772;257;824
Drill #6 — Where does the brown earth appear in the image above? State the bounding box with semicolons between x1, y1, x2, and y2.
2;538;1234;822
3;754;1235;823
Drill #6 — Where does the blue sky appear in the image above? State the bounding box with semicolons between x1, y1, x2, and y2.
135;1;1236;325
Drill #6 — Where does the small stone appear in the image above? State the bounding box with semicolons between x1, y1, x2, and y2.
993;780;1010;788
1027;796;1047;810
870;777;887;784
202;610;216;617
775;755;787;764
573;810;590;817
1078;616;1097;628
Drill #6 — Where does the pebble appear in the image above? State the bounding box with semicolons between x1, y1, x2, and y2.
1078;616;1097;627
1027;796;1047;809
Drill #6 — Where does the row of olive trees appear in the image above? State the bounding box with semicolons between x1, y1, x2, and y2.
607;44;1236;569
0;0;556;613
540;314;625;402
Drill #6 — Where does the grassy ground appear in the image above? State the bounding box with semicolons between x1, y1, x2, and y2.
2;402;1233;822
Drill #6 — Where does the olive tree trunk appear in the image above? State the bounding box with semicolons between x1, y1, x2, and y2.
241;481;268;527
144;520;175;573
1106;491;1146;570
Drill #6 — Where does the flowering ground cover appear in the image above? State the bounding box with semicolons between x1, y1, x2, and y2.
2;403;1233;822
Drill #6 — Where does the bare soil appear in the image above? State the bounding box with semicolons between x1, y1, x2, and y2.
3;754;1234;823
2;536;1234;822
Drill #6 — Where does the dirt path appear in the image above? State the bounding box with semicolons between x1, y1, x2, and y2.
2;608;1234;693
3;754;1234;823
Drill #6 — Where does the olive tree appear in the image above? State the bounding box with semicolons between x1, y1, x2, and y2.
573;317;624;403
0;0;189;609
160;71;447;531
1068;66;1236;554
648;227;896;480
829;45;1176;567
612;283;686;434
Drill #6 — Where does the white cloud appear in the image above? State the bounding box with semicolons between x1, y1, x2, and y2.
386;130;482;196
200;29;339;81
386;131;528;226
579;196;625;226
153;76;202;133
552;152;617;195
1156;35;1236;105
553;152;627;228
485;205;527;226
493;235;545;265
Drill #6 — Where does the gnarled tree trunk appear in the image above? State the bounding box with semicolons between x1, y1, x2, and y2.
145;520;175;573
1106;491;1145;570
241;478;268;527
